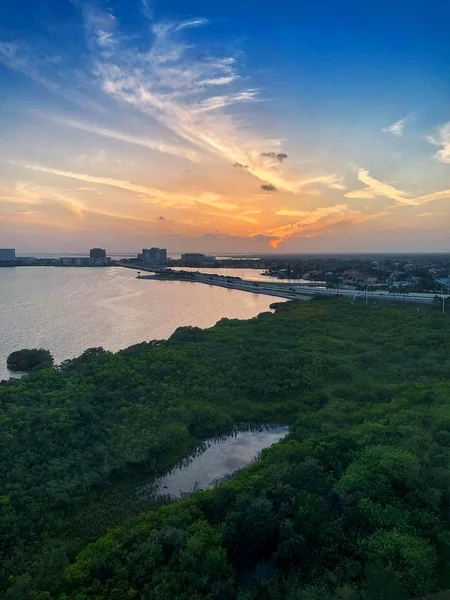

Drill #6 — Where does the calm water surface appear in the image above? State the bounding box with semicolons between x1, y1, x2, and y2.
172;266;313;284
0;267;283;381
151;427;289;499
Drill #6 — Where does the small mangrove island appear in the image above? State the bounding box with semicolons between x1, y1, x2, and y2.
6;348;54;372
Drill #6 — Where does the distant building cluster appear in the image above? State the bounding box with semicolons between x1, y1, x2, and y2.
59;248;109;266
2;245;216;271
343;269;378;283
267;256;450;294
61;252;109;266
3;245;448;298
0;248;111;267
181;253;216;267
123;248;216;269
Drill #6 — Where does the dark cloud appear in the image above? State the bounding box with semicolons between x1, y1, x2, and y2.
261;183;278;192
261;152;288;162
233;162;249;169
158;216;165;220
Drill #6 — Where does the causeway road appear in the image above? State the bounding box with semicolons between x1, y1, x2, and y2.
137;272;313;301
130;268;438;305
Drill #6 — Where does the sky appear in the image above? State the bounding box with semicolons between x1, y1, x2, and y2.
1;0;450;254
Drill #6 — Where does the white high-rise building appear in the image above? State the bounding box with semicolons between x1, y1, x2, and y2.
142;247;167;266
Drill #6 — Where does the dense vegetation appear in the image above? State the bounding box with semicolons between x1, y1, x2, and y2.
1;299;450;599
6;348;54;372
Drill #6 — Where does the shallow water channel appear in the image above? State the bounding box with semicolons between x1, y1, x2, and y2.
146;426;289;500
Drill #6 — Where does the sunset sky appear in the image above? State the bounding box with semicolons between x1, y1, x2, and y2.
1;0;450;254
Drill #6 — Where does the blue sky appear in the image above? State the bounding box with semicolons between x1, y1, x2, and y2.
1;0;449;253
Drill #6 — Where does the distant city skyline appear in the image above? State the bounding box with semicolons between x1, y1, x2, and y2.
1;0;450;252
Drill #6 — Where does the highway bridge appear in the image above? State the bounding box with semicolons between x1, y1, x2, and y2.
130;267;441;306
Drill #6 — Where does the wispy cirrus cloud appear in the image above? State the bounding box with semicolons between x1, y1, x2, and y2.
199;210;259;224
345;168;450;206
0;181;179;225
269;204;356;247
0;41;103;111
13;162;238;211
344;189;376;199
382;113;415;137
1;9;344;201
274;204;351;223
426;122;450;163
1;182;42;206
416;212;442;218
296;173;346;191
174;18;209;31
1;181;85;218
346;170;413;204
141;0;154;21
0;42;59;92
34;112;201;162
86;14;342;194
82;7;118;51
